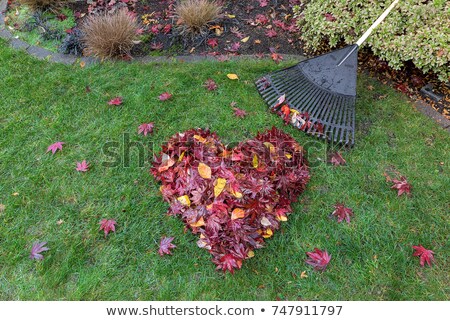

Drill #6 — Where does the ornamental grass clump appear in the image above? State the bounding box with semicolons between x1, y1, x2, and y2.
175;0;222;35
81;9;139;59
151;127;310;273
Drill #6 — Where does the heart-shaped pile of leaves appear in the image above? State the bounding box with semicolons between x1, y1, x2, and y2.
151;127;310;273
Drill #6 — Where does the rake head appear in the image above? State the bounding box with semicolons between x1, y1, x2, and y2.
256;45;359;146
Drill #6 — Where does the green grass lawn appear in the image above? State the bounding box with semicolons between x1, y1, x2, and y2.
0;40;448;300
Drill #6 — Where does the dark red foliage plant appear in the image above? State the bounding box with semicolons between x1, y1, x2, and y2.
151;127;310;273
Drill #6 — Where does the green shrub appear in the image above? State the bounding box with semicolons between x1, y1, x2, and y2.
294;0;450;81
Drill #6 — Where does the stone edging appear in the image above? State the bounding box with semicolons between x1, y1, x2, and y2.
1;0;449;131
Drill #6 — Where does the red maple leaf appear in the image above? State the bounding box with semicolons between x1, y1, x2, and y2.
215;254;242;274
324;13;336;22
138;122;155;136
271;52;283;64
314;122;324;134
412;245;435;267
331;203;353;223
329;151;346;166
162;24;172;34
159;92;173;101
306;248;331;271
76;160;90;172
151;24;162;34
99;219;116;237
265;29;278;38
158;236;176;256
207;38;219;48
391;176;412;196
108;97;123;106
47;142;64;154
233;107;248;118
257;0;268;7
255;14;269;25
29;241;49;260
204;78;218;91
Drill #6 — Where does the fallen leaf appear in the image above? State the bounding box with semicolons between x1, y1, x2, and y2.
76;160;90;172
214;178;227;197
80;61;86;68
331;203;353;223
300;271;308;279
108;97;123;106
158;236;176;256
231;208;245;220
329;151;346;166
227;74;239;80
159;92;173;101
391;176;412;196
177;195;191;207
0;204;5;213
252;154;259;168
241;36;250;43
204;78;218;91
57;219;64;225
306;248;331;271
99;219;117;237
198;162;212;179
138;122;155;136
412;245;435;267
29;241;49;260
233;107;248;118
206;38;218;48
47;142;64;154
190;217;205;227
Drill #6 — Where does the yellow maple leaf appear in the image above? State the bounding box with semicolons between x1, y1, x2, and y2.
198;162;212;179
241;36;250;43
247;250;255;258
177;195;191;207
178;151;186;162
262;228;273;238
227;74;239;80
214;178;227;197
193;135;206;143
252;154;259;168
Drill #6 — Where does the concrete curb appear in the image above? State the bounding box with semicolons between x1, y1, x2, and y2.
414;101;450;133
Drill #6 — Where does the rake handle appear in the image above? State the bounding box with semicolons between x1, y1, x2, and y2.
356;0;400;46
338;0;399;66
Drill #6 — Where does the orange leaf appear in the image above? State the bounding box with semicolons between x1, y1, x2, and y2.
190;217;205;227
198;162;212;179
231;208;245;220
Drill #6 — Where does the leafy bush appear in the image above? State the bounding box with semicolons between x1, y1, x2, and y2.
18;0;71;12
151;127;310;273
175;0;222;35
294;0;450;81
81;10;139;59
